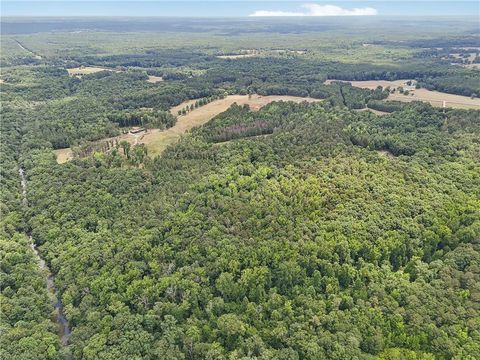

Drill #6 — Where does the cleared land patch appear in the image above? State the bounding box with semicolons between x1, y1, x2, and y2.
326;79;480;109
144;94;321;157
146;75;164;83
53;94;321;162
53;129;148;164
447;52;479;68
67;66;120;76
217;49;305;59
217;54;259;59
217;49;260;59
53;148;74;164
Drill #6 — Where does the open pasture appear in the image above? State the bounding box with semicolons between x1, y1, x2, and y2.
326;79;480;109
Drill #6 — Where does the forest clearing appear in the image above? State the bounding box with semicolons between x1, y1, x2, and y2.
67;66;119;76
145;94;321;156
216;49;260;59
146;75;163;83
53;128;148;163
387;89;480;109
53;94;321;162
325;79;480;109
217;54;258;59
217;49;305;59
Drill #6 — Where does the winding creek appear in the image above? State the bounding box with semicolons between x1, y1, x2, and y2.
19;168;71;349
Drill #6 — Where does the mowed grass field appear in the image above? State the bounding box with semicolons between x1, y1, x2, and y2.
326;79;480;109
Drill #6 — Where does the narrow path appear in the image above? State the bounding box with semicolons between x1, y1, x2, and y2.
19;168;71;350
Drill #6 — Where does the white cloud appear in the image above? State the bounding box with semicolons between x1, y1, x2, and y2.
250;3;378;17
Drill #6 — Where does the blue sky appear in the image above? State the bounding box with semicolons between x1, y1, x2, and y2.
1;1;479;17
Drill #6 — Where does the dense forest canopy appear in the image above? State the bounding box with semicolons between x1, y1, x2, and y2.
1;17;479;360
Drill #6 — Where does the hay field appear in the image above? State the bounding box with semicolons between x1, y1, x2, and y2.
387;89;480;109
326;79;480;109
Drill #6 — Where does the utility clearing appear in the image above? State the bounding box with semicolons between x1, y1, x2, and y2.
14;39;42;59
325;79;480;109
54;94;320;162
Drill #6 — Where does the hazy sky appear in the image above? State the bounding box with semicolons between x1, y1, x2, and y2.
2;1;479;17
